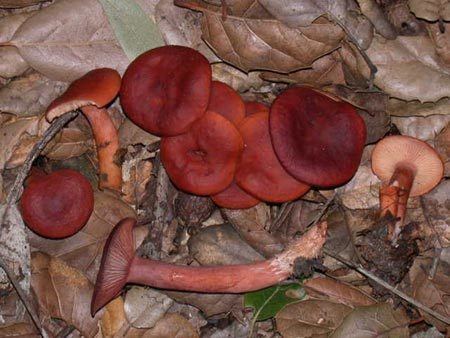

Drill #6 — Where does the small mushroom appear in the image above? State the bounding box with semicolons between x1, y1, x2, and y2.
235;112;310;203
46;68;122;192
211;181;260;209
91;217;327;315
120;46;212;136
20;169;94;239
160;111;243;195
244;101;269;116
207;81;245;126
269;86;366;187
371;135;444;242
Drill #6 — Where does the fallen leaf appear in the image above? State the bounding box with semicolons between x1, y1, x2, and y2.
435;123;450;176
31;252;100;337
99;0;164;61
42;126;92;160
212;63;264;92
303;277;376;307
0;72;67;117
221;204;284;257
409;0;450;21
28;191;136;283
356;0;397;39
99;297;127;338
8;0;133;81
244;284;305;321
364;35;450;102
275;299;352;338
0;12;33;42
0;47;28;78
387;97;450;117
258;0;373;49
119;119;160;148
392;114;450;141
124;287;173;329
428;22;450;65
141;313;199;338
178;0;345;73
330;302;409;337
0;322;38;337
0;0;45;8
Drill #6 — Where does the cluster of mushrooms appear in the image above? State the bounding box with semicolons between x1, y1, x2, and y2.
18;45;444;316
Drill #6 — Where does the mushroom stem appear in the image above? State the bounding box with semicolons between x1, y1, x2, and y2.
91;218;327;315
381;165;415;242
81;106;121;191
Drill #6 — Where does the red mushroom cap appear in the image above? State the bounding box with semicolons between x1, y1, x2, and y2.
244;101;269;116
20;169;94;239
161;111;243;195
120;46;212;136
235;112;310;203
211;181;260;209
207;81;245;126
270;86;366;187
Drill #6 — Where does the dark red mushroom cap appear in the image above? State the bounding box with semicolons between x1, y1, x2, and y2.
235;112;310;203
207;81;245;126
161;111;243;195
120;46;212;136
211;181;260;209
270;86;366;187
244;101;269;116
20;169;94;239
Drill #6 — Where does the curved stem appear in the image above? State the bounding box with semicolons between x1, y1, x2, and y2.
81;106;121;192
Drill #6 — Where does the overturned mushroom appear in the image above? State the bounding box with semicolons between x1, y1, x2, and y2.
371;135;443;243
20;169;94;239
91;217;327;315
46;68;122;191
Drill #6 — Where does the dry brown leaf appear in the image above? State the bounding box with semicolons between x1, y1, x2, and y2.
28;191;136;283
0;0;45;8
0;322;39;337
122;149;154;207
261;52;346;87
99;297;127;338
124;287;173;329
0;12;32;43
363;35;450;102
31;252;100;337
388;97;450;117
409;0;450;21
356;0;397;39
42;126;92;160
119;119;160;149
392;114;450;141
428;22;450;65
179;0;344;73
435;123;450;176
7;0;133;81
222;204;284;257
303;277;376;307
212;63;264;92
259;0;373;49
141;313;199;338
276;299;353;338
330;303;409;337
0;47;28;78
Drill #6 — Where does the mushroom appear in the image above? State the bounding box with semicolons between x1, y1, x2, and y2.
91;217;327;315
20;169;94;239
371;135;444;242
207;81;245;126
160;111;243;195
244;101;269;116
235;112;310;203
269;86;366;187
120;45;212;136
46;68;122;192
211;181;260;209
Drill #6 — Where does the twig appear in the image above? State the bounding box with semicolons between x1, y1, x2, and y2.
0;110;78;336
323;249;450;325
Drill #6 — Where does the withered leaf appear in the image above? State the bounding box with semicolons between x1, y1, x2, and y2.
119;118;160;148
435;123;450;177
31;252;100;337
0;323;38;337
330;303;409;337
392;114;450;141
275;299;352;338
428;22;450;65
141;313;199;338
8;0;131;81
303;277;376;307
212;63;264;92
409;0;450;21
99;297;127;337
388;97;450;117
0;12;33;42
178;0;344;73
42;126;92;160
28;191;136;283
0;47;28;78
258;0;373;49
0;0;45;8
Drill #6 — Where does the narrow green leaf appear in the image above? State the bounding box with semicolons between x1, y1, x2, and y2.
244;284;305;321
98;0;164;61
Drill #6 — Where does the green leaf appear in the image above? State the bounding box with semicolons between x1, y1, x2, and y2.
98;0;165;61
244;284;305;321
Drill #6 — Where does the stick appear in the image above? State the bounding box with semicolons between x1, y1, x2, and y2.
323;249;450;325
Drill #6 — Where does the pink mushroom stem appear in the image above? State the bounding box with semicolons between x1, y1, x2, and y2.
91;218;327;315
